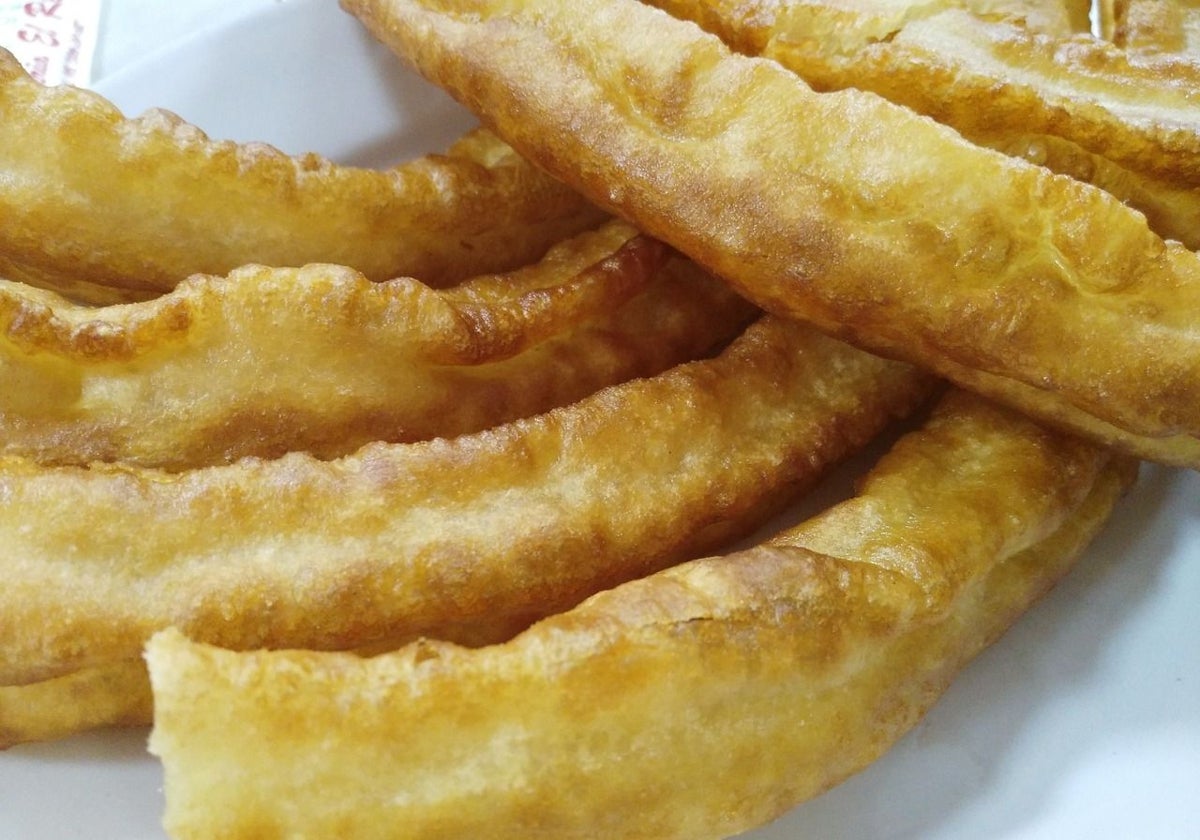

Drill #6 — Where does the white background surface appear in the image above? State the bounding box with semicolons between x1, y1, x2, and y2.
96;0;271;82
2;1;1199;838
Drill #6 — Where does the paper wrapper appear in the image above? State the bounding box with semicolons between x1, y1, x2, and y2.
0;0;101;86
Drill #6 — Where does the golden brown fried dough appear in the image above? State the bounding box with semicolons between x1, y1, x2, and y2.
672;0;1200;245
684;0;1200;181
652;0;1089;53
1034;0;1095;33
0;608;541;748
964;0;1094;33
345;0;1200;467
655;0;1200;246
0;49;605;299
0;660;152;750
145;392;1134;840
0;223;752;468
0;316;932;685
1110;0;1200;54
984;130;1200;248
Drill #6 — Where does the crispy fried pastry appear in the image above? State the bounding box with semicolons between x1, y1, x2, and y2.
345;0;1200;467
0;223;753;469
983;130;1200;248
666;0;1200;245
0;49;605;300
1033;0;1095;33
675;1;1200;180
652;0;1089;53
654;0;1200;246
1109;0;1200;54
0;660;151;750
964;0;1094;33
0;316;931;686
145;391;1135;840
0;609;536;748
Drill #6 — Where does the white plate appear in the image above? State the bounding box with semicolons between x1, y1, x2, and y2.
1;1;1198;837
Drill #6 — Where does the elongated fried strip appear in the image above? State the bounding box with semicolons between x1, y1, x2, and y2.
0;660;151;750
653;0;1088;50
656;1;1200;246
1110;0;1200;54
0;316;931;685
985;130;1200;249
969;0;1093;33
0;223;753;469
0;607;537;748
686;1;1200;184
145;392;1134;840
787;6;1200;242
933;343;1200;465
346;0;1200;466
0;50;605;300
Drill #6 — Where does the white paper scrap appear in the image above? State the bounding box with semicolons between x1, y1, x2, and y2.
0;0;102;86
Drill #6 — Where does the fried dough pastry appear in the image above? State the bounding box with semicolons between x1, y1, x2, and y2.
0;223;752;469
650;0;1200;247
0;316;932;686
652;0;1089;48
0;660;151;750
688;1;1200;180
0;609;536;748
1108;0;1200;54
984;130;1200;248
657;0;1200;246
0;49;605;300
346;0;1200;467
967;0;1093;33
145;391;1135;840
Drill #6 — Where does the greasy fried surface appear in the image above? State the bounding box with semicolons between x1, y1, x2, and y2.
0;660;151;750
983;130;1200;249
145;392;1134;840
0;223;753;468
1019;0;1094;33
657;0;1200;246
0;49;605;298
673;1;1200;181
702;1;1200;242
932;346;1200;466
346;0;1200;466
1110;0;1200;54
651;0;1089;54
0;316;931;685
0;609;538;748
